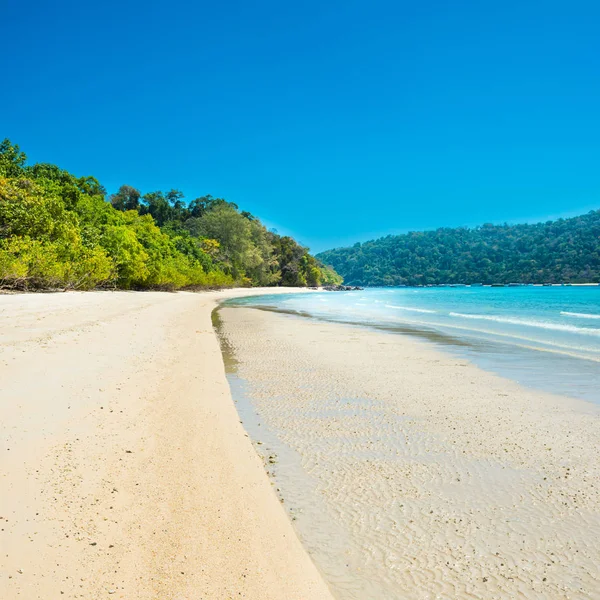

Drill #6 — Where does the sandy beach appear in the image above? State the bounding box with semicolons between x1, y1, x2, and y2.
0;290;334;600
218;306;600;600
3;289;599;600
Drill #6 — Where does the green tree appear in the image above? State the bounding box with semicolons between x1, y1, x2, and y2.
110;185;141;212
0;139;27;178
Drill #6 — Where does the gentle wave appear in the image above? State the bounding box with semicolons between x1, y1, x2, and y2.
385;304;437;314
385;315;600;359
561;311;600;319
450;313;600;336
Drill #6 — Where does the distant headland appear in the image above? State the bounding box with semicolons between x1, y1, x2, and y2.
317;210;600;286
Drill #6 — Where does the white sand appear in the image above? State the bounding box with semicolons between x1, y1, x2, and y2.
0;290;334;600
219;306;600;600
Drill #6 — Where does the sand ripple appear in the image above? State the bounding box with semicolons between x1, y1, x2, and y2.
219;307;600;600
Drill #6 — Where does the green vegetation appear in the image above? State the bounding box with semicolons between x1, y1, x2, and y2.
317;212;600;286
0;139;341;290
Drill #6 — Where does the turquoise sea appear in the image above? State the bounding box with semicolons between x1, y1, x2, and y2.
229;285;600;403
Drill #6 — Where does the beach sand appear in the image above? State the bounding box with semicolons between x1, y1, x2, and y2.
218;306;600;600
0;290;334;600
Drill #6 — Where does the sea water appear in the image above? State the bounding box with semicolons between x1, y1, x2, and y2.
227;285;600;403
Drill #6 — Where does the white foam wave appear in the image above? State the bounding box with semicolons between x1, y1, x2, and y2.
561;311;600;320
381;314;600;358
385;304;437;314
450;313;600;336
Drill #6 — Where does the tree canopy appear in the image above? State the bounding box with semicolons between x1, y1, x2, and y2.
0;139;341;290
317;213;600;286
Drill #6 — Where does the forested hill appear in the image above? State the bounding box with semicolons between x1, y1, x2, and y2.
0;139;341;290
317;211;600;286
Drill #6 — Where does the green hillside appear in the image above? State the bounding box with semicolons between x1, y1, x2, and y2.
0;139;341;290
317;211;600;286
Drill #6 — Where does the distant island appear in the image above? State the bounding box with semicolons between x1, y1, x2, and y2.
0;139;341;291
317;210;600;286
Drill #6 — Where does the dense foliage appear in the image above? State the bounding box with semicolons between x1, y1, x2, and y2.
0;140;341;290
317;212;600;286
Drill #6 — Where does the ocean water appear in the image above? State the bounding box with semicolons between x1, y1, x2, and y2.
227;285;600;403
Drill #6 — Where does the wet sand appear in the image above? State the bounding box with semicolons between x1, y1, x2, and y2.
218;306;600;600
0;290;333;600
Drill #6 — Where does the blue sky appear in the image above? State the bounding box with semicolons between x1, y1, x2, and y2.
2;0;599;252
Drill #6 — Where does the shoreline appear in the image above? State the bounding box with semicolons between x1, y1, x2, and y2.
218;305;600;599
227;285;600;406
0;289;333;600
245;304;600;407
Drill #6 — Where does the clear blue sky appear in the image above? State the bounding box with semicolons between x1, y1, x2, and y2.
2;0;599;252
